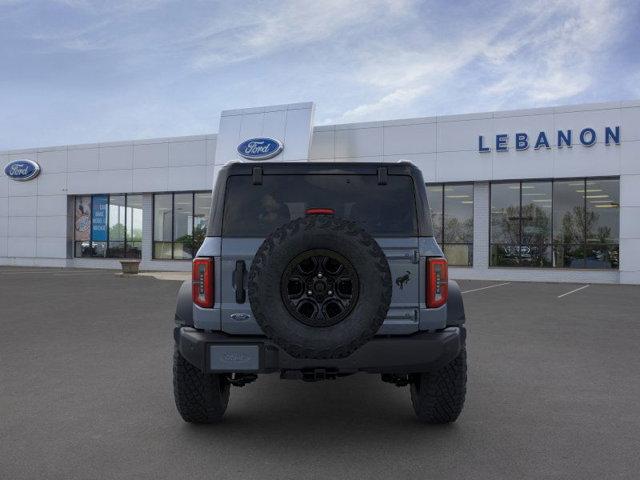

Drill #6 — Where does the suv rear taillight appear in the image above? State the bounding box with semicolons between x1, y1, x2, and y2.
426;258;448;308
192;257;214;308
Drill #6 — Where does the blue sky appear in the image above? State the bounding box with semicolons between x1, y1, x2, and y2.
1;0;639;150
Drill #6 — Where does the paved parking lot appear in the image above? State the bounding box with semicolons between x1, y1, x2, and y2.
1;267;639;479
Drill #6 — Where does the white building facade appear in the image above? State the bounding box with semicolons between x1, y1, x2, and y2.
1;100;639;284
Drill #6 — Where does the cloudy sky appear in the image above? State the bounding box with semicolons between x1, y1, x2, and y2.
1;0;638;150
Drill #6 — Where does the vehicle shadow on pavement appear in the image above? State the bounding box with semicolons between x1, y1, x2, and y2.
172;372;462;438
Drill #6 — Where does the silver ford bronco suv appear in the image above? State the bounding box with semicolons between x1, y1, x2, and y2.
173;161;467;423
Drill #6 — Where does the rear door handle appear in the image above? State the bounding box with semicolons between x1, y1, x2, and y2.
233;260;247;304
386;251;419;263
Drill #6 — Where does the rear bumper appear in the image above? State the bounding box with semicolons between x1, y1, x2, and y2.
175;326;465;375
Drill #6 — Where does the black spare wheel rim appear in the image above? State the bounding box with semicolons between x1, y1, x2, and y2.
248;215;392;359
281;249;359;327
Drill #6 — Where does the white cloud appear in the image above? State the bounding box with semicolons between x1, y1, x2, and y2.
629;70;640;98
339;85;429;121
52;0;170;13
0;0;634;149
481;0;621;105
190;0;413;69
337;36;493;121
335;0;625;122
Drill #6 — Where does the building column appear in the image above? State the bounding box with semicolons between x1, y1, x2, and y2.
141;193;153;263
619;174;640;284
473;182;490;271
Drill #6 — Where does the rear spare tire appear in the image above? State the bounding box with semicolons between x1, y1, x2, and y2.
248;214;392;359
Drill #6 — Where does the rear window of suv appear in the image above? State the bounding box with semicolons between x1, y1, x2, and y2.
222;174;418;237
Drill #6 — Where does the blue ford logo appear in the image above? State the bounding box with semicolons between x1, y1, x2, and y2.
4;159;41;181
237;137;283;160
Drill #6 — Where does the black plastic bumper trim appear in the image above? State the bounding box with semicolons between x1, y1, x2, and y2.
176;327;464;375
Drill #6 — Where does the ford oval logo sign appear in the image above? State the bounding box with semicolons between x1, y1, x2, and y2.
237;137;283;160
4;159;41;181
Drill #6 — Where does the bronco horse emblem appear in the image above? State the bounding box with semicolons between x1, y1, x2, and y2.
395;270;411;290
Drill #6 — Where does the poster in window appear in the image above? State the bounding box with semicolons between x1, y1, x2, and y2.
91;195;108;242
74;196;91;241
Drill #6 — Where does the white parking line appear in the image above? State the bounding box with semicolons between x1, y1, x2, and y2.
461;282;511;294
557;284;590;298
0;269;55;273
0;270;113;276
51;272;115;276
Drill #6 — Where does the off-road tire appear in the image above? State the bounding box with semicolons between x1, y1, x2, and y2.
173;348;230;423
409;345;467;424
248;214;392;359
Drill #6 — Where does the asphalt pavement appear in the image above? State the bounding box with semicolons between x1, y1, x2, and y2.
1;267;639;479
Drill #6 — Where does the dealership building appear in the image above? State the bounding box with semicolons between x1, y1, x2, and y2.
1;100;639;284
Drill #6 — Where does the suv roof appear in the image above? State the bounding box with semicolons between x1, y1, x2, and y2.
207;161;433;237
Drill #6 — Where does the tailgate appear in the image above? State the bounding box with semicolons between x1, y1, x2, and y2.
218;237;420;336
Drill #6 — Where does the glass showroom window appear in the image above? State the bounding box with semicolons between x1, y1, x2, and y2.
490;178;619;269
426;183;473;266
490;181;553;267
553;179;619;269
153;192;212;259
74;194;143;259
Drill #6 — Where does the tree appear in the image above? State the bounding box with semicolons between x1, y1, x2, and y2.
557;205;606;244
493;203;551;266
175;225;208;257
443;217;473;243
109;223;125;241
